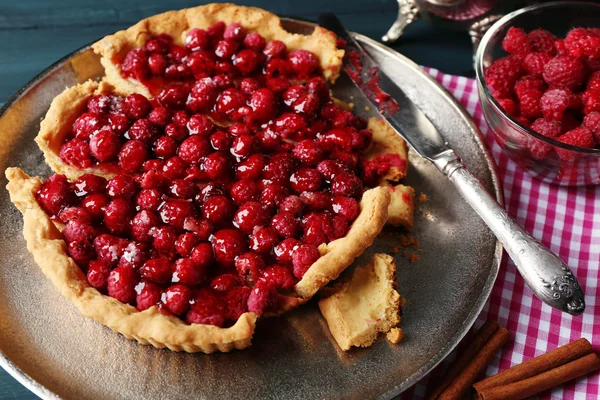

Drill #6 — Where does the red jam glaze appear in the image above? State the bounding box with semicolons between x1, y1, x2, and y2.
48;22;406;326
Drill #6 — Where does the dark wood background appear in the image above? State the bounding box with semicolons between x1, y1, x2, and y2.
0;1;474;398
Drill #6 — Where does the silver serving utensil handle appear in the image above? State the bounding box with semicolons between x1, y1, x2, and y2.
431;150;585;316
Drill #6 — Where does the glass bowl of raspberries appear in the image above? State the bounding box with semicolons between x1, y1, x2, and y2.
475;1;600;186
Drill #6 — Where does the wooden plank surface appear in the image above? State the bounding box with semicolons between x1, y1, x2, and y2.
0;1;472;398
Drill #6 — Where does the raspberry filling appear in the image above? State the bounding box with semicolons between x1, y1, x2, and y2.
485;27;600;160
47;23;405;326
119;22;322;94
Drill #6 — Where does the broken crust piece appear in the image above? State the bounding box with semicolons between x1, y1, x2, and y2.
5;167;256;353
92;3;345;96
364;118;409;183
385;183;415;230
318;253;403;351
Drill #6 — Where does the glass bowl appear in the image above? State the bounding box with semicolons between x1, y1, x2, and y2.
475;1;600;186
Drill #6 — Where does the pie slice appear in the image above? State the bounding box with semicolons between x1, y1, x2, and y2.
318;253;404;351
92;3;344;96
7;3;415;353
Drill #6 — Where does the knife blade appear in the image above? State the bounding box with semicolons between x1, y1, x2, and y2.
318;13;452;163
318;13;586;316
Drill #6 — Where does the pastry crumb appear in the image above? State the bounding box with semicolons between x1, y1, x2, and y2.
417;193;428;205
409;253;420;263
387;328;403;344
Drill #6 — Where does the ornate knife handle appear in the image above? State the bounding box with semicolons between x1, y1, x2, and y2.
432;150;585;316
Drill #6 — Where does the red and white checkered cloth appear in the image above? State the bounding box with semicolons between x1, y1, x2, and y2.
404;68;600;399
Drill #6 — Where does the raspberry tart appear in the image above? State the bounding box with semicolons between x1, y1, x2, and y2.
8;3;414;353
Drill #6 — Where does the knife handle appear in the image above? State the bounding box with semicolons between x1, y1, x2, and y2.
431;151;585;316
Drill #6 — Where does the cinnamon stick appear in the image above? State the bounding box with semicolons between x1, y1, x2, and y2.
475;352;600;400
473;338;593;392
437;327;510;400
426;320;500;400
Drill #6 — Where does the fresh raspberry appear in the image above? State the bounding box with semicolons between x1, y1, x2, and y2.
131;210;160;242
292;244;320;279
331;215;349;240
186;288;226;327
330;172;363;198
222;286;251;321
202;195;235;226
168;179;197;200
68;239;95;268
496;98;517;116
189;242;215;271
586;71;600;91
72;112;106;140
292;139;325;166
582;89;600;114
106;175;137;198
148;107;171;127
230;180;259;205
290;168;322;193
263;40;287;59
63;220;96;244
568;35;600;59
231;135;256;159
528;118;563;159
557;127;595;162
81;193;108;220
235;252;265;282
260;265;294;290
540;89;576;120
243;32;266;51
331;196;359;222
299;191;331;211
542;55;587;90
233;202;269;233
177;135;211;164
87;93;118;114
301;213;332;246
103;198;133;235
149;220;178;253
159;199;193;229
270;211;299;238
162;284;192;315
118;242;148;270
140;257;173;284
523;52;553;76
122;94;151;120
248;88;277;123
135;282;163;311
273;238;300;265
60;139;91;168
583;112;600;143
36;175;76;216
288;50;319;79
128;119;160;145
517;88;543;119
73;174;106;196
187;78;219;113
58;207;92;224
248;226;279;254
235;154;264;180
527;29;556;54
514;75;546;97
212;228;248;266
86;260;112;291
108;113;130;135
93;234;128;266
107;266;139;304
118;140;149;172
148;53;167;75
247;280;277;315
279;195;304;215
554;39;567;55
502;27;530;56
484;56;523;98
210;130;232;151
211;274;241;292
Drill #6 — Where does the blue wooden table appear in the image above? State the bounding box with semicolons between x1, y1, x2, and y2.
0;1;473;398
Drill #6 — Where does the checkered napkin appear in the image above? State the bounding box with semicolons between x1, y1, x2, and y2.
403;68;600;399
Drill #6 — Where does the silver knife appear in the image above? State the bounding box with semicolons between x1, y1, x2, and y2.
318;13;585;316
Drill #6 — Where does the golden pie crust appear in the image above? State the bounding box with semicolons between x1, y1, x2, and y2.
92;3;345;96
13;3;414;353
